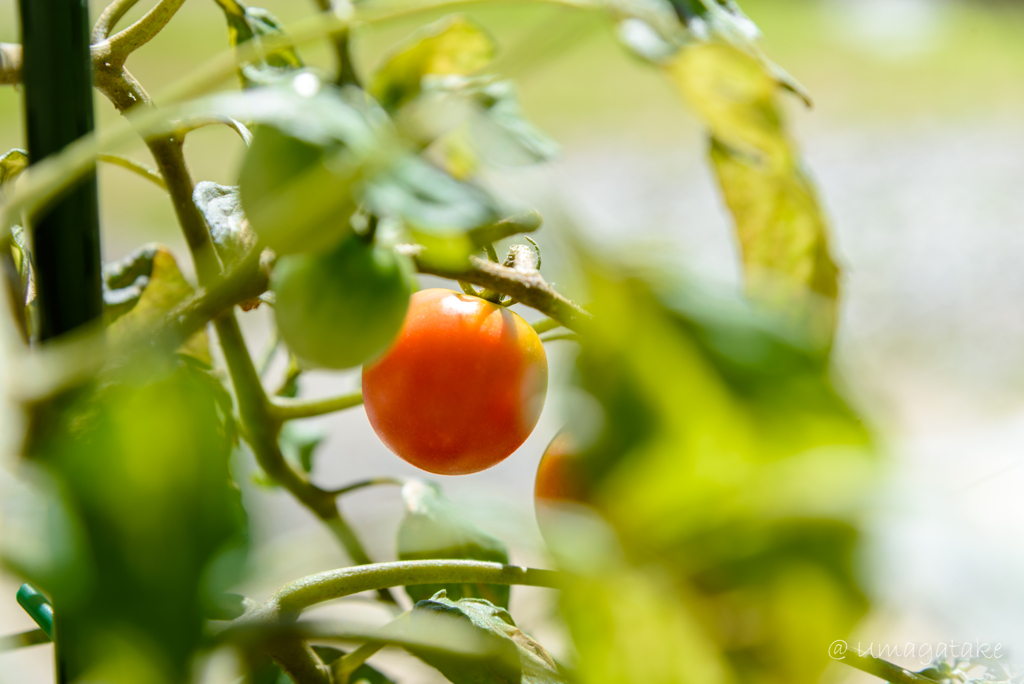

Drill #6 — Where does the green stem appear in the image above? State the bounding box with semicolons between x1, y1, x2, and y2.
268;560;561;616
97;153;166;189
92;0;142;42
0;629;50;652
327;477;406;497
96;0;189;66
531;317;561;334
839;651;941;684
267;635;332;684
539;331;579;343
270;390;363;421
214;313;396;603
309;0;360;87
333;640;385;684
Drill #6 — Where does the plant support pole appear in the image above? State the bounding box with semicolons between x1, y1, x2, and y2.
18;1;103;682
19;0;103;340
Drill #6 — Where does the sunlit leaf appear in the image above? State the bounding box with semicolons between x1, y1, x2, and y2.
372;15;496;112
193;182;258;267
404;593;564;684
104;244;211;364
397;481;511;607
213;0;303;88
667;42;837;335
709;138;838;336
0;148;28;189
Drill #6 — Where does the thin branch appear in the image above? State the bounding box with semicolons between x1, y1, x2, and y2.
0;628;50;652
270;391;363;422
839;651;942;684
175;114;253;146
0;43;21;86
333;640;385;684
531;317;561;334
309;0;360;87
246;560;561;618
266;635;332;684
539;331;580;344
92;0;143;43
97;153;166;189
403;249;590;332
96;0;189;65
326;477;406;497
469;210;542;247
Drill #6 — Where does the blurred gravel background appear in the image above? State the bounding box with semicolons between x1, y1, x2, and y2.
3;0;1024;681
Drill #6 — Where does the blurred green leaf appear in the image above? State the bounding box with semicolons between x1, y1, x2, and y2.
397;481;511;607
558;262;872;684
667;42;836;336
404;593;563;684
104;244;211;364
365;155;498;232
7;224;32;305
279;421;325;474
372;15;496;112
24;360;248;683
213;0;303;88
238;125;359;256
0;148;28;189
415;76;558;167
193;181;258;267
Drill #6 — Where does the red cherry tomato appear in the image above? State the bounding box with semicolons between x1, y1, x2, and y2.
362;288;548;475
535;430;589;505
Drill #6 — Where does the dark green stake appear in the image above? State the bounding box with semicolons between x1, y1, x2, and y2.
19;0;103;341
18;1;103;682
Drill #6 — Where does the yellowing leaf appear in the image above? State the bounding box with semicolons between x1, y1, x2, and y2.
710;139;838;336
667;42;838;339
105;245;210;364
372;15;496;111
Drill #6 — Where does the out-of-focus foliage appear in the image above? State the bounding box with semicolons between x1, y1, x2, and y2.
371;16;496;113
550;257;873;684
212;0;303;88
397;481;511;607
402;593;564;684
13;361;247;684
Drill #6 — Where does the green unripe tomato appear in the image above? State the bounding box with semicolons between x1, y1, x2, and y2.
272;236;415;369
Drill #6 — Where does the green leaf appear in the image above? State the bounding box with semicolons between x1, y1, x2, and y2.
0;148;28;189
214;0;303;88
667;41;836;336
278;421;325;474
193;182;258;267
415;76;558;167
365;155;499;233
238;125;359;256
372;15;497;112
403;593;564;684
103;244;211;364
555;260;873;684
23;360;248;682
397;481;511;608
